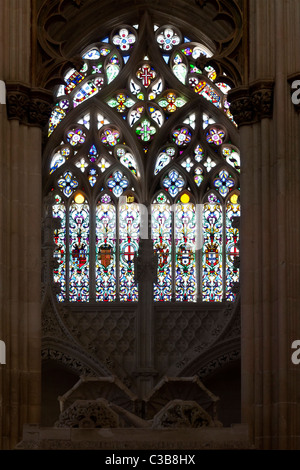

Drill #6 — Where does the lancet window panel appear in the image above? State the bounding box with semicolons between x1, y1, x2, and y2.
52;191;140;303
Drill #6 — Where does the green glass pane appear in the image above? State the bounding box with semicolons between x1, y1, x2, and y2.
125;98;136;107
158;99;169;108
175;98;187;107
107;99;118;107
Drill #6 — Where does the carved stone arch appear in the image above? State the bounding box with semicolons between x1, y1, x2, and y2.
39;2;243;208
40;0;243;424
41;341;104;377
36;0;244;91
179;337;241;380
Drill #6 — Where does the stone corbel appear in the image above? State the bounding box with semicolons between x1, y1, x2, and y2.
228;79;274;126
6;82;52;128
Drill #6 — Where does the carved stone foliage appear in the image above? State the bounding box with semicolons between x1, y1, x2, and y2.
197;349;241;378
6;83;52;127
41;348;97;376
228;80;275;126
42;302;66;339
151;400;214;429
55;399;120;428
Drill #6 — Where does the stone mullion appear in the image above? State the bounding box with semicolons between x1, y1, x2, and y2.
89;199;96;302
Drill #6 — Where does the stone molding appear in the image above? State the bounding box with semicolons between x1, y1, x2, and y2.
228;80;274;126
6;82;52;128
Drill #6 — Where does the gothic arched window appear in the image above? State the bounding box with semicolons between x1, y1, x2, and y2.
44;20;240;304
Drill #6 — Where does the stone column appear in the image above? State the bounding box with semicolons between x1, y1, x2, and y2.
134;218;158;402
0;0;52;449
229;0;300;450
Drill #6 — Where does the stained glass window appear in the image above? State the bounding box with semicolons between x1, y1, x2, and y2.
52;194;66;302
226;194;240;301
45;19;240;304
152;193;172;301
69;194;90;302
96;195;116;301
202;193;223;302
175;195;197;301
119;200;140;301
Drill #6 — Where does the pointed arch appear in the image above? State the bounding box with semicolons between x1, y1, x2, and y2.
43;14;240;305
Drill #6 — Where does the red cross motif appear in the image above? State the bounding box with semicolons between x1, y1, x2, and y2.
136;65;156;88
229;244;239;261
124;244;135;262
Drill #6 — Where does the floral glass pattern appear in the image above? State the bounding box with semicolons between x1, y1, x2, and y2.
112;28;136;51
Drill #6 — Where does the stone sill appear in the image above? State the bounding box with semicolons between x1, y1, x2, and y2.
16;423;252;450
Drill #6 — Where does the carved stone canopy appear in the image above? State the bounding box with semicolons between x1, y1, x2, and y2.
144;376;220;421
55;397;222;429
54;375;221;428
58;375;138;414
